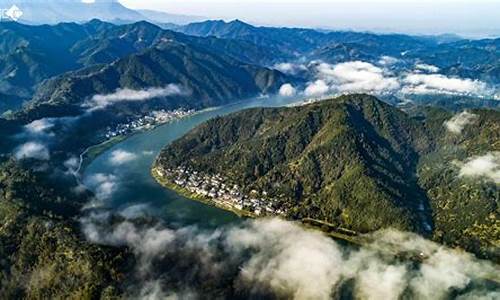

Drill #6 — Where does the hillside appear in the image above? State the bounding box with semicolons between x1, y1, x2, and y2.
14;39;286;123
0;20;281;112
0;160;130;298
156;95;433;233
416;108;500;259
155;95;499;260
176;20;434;59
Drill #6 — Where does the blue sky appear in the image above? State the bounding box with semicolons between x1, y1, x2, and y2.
119;0;500;37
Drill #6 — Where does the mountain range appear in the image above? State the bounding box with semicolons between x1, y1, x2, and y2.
0;20;285;113
156;94;499;260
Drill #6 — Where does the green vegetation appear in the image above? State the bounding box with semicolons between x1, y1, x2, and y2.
0;160;131;298
156;94;499;261
417;108;500;260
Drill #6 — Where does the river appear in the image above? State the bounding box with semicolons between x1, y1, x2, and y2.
83;95;304;229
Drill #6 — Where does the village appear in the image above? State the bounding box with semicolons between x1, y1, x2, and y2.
155;166;287;217
105;109;195;139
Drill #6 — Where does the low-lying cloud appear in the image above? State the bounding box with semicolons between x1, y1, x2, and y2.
284;60;497;100
279;83;297;97
415;63;440;73
458;152;500;184
304;79;330;97
109;149;138;166
401;73;488;96
24;118;55;136
273;62;308;75
84;85;186;111
314;61;400;94
378;56;400;66
81;214;500;299
83;173;118;200
444;111;479;134
14;142;50;160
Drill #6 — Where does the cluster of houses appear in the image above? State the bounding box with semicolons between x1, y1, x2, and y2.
105;109;195;139
155;166;287;216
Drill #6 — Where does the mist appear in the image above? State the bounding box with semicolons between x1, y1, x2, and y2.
81;209;500;299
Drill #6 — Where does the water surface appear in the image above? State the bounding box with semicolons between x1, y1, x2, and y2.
84;96;302;229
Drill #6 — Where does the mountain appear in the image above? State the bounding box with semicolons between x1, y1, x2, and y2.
176;20;500;85
156;95;433;233
0;20;116;110
0;160;129;298
0;20;286;113
18;38;287;122
176;20;436;59
415;107;500;260
155;95;499;260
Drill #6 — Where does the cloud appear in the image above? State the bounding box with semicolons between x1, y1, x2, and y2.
401;74;488;96
313;61;400;94
378;56;400;66
83;173;118;200
304;80;330;96
279;83;297;97
14;142;50;160
273;62;307;75
458;152;500;184
84;84;186;111
415;63;440;73
109;149;137;166
24;119;55;135
81;215;500;299
299;60;497;100
444;111;479;134
63;156;80;175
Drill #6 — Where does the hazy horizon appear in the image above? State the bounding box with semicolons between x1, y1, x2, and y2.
119;0;500;38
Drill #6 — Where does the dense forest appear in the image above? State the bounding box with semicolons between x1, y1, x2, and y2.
157;94;499;261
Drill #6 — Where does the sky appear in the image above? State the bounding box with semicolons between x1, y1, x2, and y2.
119;0;500;37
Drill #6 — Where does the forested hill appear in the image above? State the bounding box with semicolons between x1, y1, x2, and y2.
156;94;499;260
158;95;433;232
15;40;287;122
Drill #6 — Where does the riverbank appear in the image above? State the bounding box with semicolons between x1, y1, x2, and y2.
151;166;369;246
151;167;256;218
76;135;127;174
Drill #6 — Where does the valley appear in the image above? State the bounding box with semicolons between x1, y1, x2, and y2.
0;5;498;298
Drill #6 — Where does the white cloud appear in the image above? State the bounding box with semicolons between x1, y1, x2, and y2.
314;61;400;94
444;111;479;134
227;218;344;300
300;60;497;99
378;56;399;66
458;152;500;184
273;62;307;75
304;79;329;96
24;119;55;135
84;173;118;200
401;74;487;96
82;215;499;299
64;156;80;175
415;63;440;73
278;83;297;97
109;149;138;166
84;84;186;111
14;142;50;160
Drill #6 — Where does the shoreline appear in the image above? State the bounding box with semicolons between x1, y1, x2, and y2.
76;110;199;176
151;166;366;246
151;167;256;218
